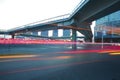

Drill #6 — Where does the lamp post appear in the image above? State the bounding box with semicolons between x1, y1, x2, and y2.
101;26;106;49
101;25;103;49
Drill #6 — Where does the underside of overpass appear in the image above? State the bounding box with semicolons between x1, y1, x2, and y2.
71;0;120;42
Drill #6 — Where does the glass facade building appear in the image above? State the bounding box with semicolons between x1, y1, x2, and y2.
53;30;58;37
32;32;38;35
94;10;120;42
63;29;71;37
41;31;48;37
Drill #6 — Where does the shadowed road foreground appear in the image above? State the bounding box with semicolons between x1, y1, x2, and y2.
0;44;120;80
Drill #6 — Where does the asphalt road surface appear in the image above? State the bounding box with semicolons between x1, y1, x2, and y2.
0;43;120;80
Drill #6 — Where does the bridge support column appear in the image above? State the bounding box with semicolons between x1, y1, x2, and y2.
11;34;15;39
75;21;93;42
84;36;92;42
71;29;77;50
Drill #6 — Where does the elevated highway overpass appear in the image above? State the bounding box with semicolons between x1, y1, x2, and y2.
1;0;120;42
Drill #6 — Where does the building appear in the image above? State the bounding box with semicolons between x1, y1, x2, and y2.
41;31;48;37
53;30;58;37
63;29;71;37
94;10;120;42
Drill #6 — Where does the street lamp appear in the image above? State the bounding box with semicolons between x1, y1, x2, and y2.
101;25;106;49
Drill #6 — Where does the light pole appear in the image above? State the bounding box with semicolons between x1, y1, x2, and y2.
101;25;103;49
101;26;106;49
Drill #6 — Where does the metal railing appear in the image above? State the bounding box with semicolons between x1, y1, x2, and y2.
8;14;70;31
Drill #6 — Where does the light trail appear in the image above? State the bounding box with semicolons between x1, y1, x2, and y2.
109;52;120;55
1;38;120;45
0;55;38;59
0;55;73;62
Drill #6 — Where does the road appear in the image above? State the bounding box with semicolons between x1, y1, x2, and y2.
0;43;120;80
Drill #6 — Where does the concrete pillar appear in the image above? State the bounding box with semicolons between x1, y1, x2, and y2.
71;29;77;50
75;20;93;42
11;34;15;39
84;37;92;42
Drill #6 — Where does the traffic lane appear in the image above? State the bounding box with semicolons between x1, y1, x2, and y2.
0;49;119;70
0;51;112;72
34;59;120;80
0;56;120;80
0;53;120;80
0;55;74;72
